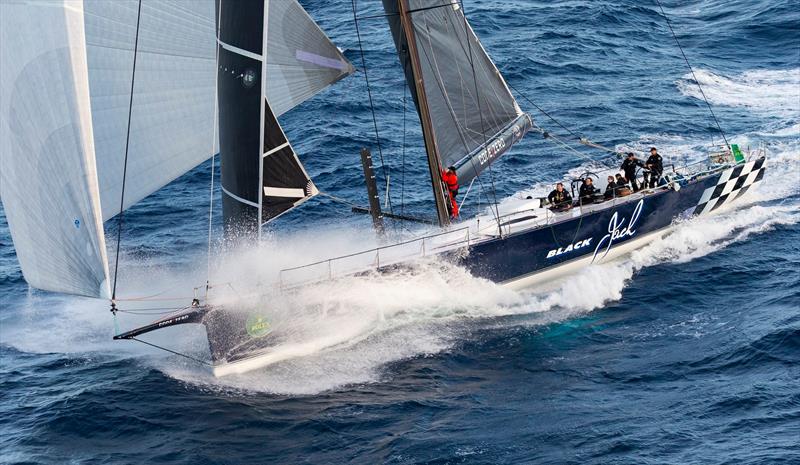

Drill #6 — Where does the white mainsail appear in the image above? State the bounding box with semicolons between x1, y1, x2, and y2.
0;0;110;297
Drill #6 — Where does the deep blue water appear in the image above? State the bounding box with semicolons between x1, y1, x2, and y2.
2;1;799;464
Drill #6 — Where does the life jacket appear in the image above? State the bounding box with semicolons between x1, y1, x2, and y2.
442;171;459;192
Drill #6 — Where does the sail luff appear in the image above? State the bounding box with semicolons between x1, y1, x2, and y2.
65;0;111;298
396;0;452;227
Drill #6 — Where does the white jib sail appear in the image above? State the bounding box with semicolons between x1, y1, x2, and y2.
0;0;110;298
82;0;219;221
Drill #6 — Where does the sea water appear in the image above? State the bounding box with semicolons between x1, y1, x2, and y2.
1;0;798;463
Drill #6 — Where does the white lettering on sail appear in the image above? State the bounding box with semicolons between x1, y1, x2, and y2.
591;199;644;264
478;137;507;165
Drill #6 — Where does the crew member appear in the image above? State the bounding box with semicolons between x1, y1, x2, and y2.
615;173;631;196
604;175;617;200
547;182;572;211
441;166;459;218
620;152;642;191
579;178;598;204
644;147;663;188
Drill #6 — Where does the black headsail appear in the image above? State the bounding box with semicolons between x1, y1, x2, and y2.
382;0;532;224
217;0;354;239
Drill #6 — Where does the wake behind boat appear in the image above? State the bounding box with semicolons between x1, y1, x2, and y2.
0;0;768;377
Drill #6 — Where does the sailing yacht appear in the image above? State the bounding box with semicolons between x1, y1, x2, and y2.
0;0;766;377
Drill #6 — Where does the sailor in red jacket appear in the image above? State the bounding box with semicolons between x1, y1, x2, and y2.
441;166;459;218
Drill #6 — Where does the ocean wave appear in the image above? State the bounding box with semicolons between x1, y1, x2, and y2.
676;68;800;118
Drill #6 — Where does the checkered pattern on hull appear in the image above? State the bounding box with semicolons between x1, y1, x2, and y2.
693;157;766;216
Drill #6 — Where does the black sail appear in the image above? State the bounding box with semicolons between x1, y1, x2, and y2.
383;0;531;187
260;102;317;221
217;0;354;238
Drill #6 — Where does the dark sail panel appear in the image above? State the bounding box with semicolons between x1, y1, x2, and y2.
383;0;530;186
218;0;264;54
261;102;317;223
218;44;262;236
218;46;262;208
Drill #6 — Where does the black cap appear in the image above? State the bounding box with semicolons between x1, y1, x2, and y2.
627;152;635;157
650;147;657;151
448;166;456;171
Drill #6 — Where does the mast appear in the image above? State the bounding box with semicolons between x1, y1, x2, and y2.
396;0;451;228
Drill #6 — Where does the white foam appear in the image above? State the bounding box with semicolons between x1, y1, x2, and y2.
677;68;800;118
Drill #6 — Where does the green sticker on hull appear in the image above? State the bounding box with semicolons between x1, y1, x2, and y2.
246;314;271;338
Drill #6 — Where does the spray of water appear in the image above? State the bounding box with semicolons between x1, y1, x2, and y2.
2;67;798;394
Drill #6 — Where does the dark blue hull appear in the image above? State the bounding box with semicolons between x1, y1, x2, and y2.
461;157;766;285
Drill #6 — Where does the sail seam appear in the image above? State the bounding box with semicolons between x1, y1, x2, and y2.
217;39;263;62
259;190;318;226
222;186;260;208
262;142;290;158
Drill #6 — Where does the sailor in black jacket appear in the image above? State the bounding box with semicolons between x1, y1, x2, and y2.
644;147;664;188
620;152;642;191
579;178;598;204
547;182;572;210
604;175;617;199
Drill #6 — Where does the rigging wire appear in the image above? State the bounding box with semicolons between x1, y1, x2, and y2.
654;0;730;148
506;80;584;142
110;0;143;310
351;0;395;216
318;191;361;209
506;78;621;167
131;337;213;367
206;0;222;297
400;82;407;216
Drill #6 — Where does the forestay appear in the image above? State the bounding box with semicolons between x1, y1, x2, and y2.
217;0;353;236
0;0;110;298
383;0;531;186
